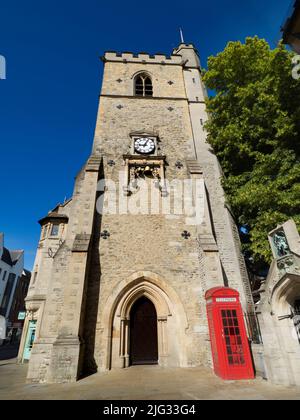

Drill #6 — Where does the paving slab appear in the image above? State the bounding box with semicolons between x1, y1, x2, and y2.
0;361;300;400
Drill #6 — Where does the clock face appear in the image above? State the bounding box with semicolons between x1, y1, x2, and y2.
134;138;155;155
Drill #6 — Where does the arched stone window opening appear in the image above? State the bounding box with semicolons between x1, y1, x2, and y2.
293;298;300;343
271;278;300;349
293;299;300;315
135;74;153;97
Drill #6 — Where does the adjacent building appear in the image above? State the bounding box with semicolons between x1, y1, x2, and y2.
8;269;31;343
282;0;300;53
0;233;26;343
255;220;300;386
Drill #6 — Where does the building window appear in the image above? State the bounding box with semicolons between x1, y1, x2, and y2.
293;299;300;344
42;225;48;239
294;299;300;316
2;271;7;281
50;224;59;237
134;74;153;97
0;273;16;316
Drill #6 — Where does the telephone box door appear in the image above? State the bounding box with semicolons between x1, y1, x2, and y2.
23;320;36;361
205;287;255;380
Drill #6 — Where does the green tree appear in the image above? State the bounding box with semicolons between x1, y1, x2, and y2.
203;37;300;264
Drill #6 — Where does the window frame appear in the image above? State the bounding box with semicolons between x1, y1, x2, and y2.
50;223;60;237
134;73;153;97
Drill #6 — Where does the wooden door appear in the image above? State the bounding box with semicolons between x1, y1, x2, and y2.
130;297;158;365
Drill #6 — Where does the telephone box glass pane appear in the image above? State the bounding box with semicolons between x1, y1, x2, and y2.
221;310;245;366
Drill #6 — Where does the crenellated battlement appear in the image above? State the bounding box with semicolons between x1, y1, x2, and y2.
103;51;183;65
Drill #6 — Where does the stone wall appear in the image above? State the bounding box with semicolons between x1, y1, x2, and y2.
21;44;254;383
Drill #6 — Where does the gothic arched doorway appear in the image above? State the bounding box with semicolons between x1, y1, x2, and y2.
130;297;158;365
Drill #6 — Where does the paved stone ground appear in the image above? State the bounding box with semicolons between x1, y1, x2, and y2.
0;360;300;400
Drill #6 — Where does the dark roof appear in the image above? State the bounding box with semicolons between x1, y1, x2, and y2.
38;198;71;226
10;250;23;263
38;212;69;226
22;269;31;278
1;247;23;267
1;247;13;265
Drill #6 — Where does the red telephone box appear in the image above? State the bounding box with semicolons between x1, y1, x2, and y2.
205;287;255;380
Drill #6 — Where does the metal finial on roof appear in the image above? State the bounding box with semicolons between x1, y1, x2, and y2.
180;27;184;43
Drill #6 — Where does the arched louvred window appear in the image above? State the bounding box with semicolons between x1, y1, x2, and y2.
135;75;144;96
135;74;153;97
144;77;153;96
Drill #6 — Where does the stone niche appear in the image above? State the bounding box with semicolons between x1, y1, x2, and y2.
122;155;168;197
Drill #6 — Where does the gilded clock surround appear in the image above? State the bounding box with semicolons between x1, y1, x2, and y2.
123;154;167;197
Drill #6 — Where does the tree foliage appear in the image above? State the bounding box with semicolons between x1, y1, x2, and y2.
203;37;300;264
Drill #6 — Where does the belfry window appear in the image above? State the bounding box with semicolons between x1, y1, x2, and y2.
135;74;153;97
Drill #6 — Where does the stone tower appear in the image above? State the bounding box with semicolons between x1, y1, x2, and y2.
19;43;254;383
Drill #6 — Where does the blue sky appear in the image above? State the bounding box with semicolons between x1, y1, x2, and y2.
0;0;292;270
